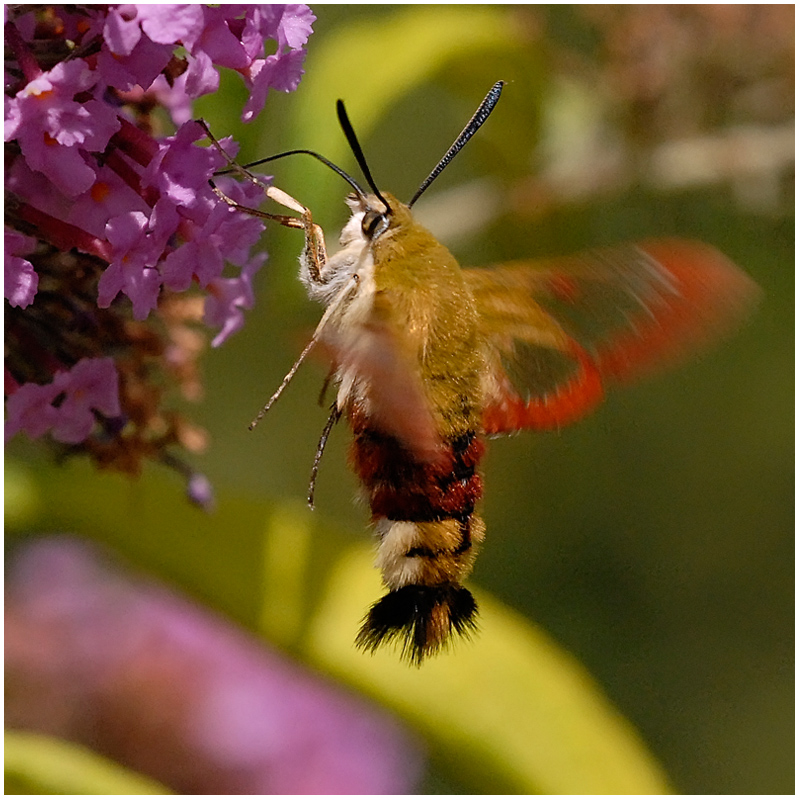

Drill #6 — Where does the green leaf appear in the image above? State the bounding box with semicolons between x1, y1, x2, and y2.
305;545;672;795
280;6;528;216
7;459;671;794
4;730;170;795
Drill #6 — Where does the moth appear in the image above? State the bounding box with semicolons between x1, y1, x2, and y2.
203;81;757;665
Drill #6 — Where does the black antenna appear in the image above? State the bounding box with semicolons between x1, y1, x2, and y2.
408;80;505;207
336;100;390;213
222;149;368;200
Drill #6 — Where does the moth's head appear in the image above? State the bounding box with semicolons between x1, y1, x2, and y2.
336;81;504;244
344;191;411;246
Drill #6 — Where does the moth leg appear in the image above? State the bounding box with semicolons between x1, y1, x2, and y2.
317;367;336;407
249;272;360;429
307;403;341;509
263;185;328;285
248;333;318;430
197;119;328;282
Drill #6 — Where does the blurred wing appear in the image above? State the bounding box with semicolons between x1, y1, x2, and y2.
333;292;444;465
466;239;759;434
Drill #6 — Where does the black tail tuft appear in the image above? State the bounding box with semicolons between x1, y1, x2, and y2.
355;583;478;666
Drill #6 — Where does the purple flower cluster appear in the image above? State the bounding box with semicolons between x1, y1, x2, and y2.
5;3;313;325
4;5;314;497
6;536;425;793
5;357;120;444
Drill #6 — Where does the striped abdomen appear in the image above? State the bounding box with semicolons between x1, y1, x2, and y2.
350;416;486;665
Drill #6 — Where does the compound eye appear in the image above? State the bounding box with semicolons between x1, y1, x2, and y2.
361;210;387;239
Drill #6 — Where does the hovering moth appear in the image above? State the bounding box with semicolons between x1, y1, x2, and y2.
203;81;757;665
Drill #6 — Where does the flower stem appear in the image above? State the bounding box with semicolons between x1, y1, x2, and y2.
16;203;111;261
110;117;159;167
4;20;42;83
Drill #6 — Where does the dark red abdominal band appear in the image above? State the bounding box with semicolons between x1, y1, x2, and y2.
350;419;485;529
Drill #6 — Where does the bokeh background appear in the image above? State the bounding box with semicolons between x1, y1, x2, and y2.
6;5;794;794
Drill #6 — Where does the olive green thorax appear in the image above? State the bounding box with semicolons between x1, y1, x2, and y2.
368;193;485;439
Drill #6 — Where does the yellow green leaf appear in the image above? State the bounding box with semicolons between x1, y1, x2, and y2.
7;460;670;793
280;6;526;215
4;730;170;795
305;545;672;795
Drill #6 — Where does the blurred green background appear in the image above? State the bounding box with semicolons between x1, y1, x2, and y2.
199;5;794;793
7;4;794;795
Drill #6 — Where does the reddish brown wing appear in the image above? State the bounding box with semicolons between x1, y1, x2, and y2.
465;239;758;435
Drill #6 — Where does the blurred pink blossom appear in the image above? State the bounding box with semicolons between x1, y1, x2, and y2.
5;537;425;794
